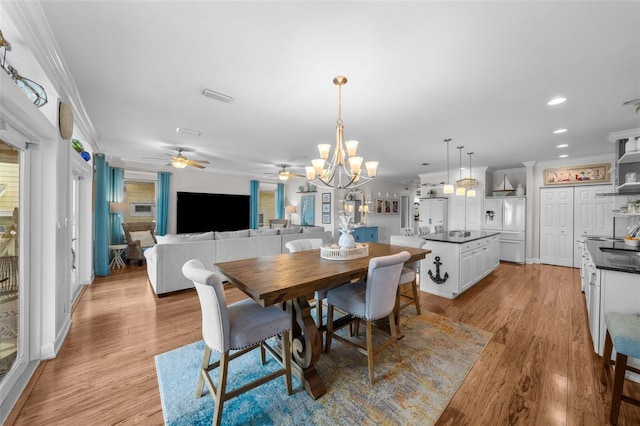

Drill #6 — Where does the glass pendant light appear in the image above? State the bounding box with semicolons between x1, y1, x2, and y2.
443;138;454;194
466;152;476;198
456;146;466;196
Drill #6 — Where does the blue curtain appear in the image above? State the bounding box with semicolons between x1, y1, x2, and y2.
250;180;259;229
94;154;110;276
276;183;285;219
156;171;171;235
108;166;124;244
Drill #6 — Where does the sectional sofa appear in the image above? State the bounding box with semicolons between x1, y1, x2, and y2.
143;226;333;296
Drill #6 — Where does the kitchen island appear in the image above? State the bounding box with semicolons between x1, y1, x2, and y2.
581;237;640;359
420;231;501;299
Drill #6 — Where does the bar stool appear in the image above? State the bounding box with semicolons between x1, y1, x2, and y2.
601;312;640;425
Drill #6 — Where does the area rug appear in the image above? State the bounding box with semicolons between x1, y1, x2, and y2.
155;309;492;426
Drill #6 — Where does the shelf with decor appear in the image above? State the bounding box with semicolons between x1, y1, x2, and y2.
618;150;640;165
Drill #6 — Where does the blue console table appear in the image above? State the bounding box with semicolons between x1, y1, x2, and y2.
352;226;378;243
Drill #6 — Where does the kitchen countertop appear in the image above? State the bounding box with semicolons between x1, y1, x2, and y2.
585;237;640;274
419;231;501;244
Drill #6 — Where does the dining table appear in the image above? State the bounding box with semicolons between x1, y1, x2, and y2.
215;242;430;399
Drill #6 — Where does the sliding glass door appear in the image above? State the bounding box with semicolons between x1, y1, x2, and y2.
0;139;21;385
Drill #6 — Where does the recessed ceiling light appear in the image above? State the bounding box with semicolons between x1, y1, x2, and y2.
201;88;233;103
556;144;569;148
176;127;201;136
547;97;567;106
559;154;569;158
553;128;568;134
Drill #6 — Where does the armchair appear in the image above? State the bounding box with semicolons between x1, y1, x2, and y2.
121;222;157;265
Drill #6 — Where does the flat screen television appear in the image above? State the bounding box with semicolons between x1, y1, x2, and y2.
176;192;250;233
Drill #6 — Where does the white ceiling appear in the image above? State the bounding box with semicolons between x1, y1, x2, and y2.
38;1;640;184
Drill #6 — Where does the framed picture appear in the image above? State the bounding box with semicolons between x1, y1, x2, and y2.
322;193;331;203
322;203;331;213
375;198;384;214
300;194;315;226
392;199;399;214
544;163;610;186
322;214;331;224
384;199;392;214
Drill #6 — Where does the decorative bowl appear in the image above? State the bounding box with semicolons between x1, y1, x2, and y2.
624;238;640;247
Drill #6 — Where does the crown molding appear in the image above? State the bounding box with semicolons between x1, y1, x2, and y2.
2;1;102;153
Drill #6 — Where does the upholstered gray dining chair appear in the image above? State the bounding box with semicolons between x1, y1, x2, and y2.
284;238;337;329
325;251;410;384
182;259;292;426
389;235;425;325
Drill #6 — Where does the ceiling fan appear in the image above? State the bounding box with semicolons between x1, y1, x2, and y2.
167;148;210;169
265;164;305;181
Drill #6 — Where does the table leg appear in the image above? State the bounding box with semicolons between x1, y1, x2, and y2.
286;297;326;399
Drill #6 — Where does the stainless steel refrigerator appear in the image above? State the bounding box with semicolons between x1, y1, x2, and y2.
484;197;526;264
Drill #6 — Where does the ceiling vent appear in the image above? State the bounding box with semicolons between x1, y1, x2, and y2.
201;88;233;103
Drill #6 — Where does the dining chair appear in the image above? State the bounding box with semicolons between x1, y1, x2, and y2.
325;251;410;384
285;238;338;329
182;259;292;426
600;312;640;425
400;227;415;236
389;235;425;325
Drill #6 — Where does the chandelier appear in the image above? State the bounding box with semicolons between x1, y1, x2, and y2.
305;76;378;189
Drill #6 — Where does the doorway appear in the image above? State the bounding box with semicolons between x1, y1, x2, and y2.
0;140;21;385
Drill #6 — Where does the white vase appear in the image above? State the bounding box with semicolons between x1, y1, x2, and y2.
338;229;355;248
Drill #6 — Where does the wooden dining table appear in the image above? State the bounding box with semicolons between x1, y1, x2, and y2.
215;242;430;399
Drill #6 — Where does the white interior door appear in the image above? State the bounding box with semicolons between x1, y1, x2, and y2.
540;187;574;267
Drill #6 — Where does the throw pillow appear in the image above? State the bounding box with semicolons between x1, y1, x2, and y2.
156;231;214;244
278;227;302;235
215;229;250;239
302;226;325;233
129;230;156;247
249;229;279;237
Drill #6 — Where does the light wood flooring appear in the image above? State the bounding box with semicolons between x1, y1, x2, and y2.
6;262;640;425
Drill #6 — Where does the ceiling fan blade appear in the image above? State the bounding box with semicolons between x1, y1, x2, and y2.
188;159;210;164
185;160;205;169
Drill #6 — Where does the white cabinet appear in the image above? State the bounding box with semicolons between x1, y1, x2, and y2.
541;186;612;268
540;187;574;267
573;186;613;266
459;250;474;292
449;190;483;231
418;198;448;228
421;233;499;299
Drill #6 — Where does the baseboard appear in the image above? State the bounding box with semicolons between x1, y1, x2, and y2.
527;257;540;264
1;360;42;426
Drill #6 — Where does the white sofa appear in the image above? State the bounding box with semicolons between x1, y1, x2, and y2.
144;227;333;296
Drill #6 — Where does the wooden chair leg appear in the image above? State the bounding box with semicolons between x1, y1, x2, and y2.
196;346;211;398
389;311;400;361
259;342;266;365
412;277;421;315
610;352;628;425
316;299;323;328
325;304;334;353
283;330;293;395
366;320;375;384
213;352;229;426
395;287;401;328
601;330;613;383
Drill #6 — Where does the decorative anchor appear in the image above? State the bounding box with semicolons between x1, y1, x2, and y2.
428;256;449;284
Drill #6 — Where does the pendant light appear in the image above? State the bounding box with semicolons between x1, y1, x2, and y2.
443;138;454;194
466;152;476;198
456;146;466;195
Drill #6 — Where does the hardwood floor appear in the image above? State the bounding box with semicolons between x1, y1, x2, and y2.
6;262;640;425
